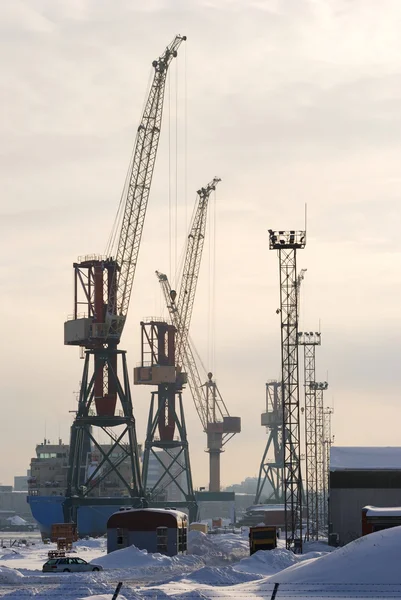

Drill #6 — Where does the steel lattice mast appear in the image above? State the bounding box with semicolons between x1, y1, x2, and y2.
255;270;306;505
269;229;306;553
310;381;328;536
298;332;321;540
156;177;240;492
63;36;186;526
323;405;333;530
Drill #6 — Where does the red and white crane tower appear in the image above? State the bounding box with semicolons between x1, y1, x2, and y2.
63;35;186;525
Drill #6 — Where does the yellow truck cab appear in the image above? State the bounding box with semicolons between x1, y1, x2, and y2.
249;525;277;555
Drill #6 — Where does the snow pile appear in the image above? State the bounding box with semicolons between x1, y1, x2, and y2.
235;548;297;576
6;515;28;526
75;538;107;551
274;526;401;584
94;543;203;581
96;544;173;569
188;530;249;563
0;550;23;561
302;539;333;555
0;565;24;583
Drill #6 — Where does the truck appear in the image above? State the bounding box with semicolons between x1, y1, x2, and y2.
50;523;78;551
249;525;277;555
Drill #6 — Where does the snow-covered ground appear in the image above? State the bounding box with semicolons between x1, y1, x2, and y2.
0;528;401;598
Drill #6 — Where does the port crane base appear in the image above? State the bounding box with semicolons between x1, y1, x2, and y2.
64;348;143;525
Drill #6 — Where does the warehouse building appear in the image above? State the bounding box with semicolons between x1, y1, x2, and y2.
329;447;401;546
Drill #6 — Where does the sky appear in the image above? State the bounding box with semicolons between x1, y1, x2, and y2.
1;0;401;489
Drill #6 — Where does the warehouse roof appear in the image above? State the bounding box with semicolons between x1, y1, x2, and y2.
330;447;401;471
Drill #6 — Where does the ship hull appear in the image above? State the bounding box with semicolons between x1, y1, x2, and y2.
27;495;127;538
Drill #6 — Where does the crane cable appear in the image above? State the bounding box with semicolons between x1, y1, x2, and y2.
207;186;217;373
168;60;180;289
184;43;188;235
104;68;154;259
175;54;179;290
168;69;172;285
212;185;217;373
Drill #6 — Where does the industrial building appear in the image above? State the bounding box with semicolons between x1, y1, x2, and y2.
106;508;188;556
14;476;29;492
329;447;401;545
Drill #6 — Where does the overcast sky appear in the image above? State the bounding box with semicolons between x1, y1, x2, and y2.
1;0;401;489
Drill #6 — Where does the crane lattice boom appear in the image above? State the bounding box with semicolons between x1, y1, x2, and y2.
157;271;208;429
174;177;221;359
106;35;186;341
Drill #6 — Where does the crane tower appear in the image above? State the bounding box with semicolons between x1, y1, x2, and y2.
63;36;186;527
157;178;240;493
255;380;283;503
134;320;197;521
268;229;306;553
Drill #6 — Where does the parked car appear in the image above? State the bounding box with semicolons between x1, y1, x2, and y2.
42;556;103;572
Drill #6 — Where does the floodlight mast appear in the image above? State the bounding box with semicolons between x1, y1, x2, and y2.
298;331;321;541
323;405;334;530
269;229;306;553
310;380;328;535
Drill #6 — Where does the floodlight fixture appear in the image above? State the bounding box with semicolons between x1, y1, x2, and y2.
268;229;306;250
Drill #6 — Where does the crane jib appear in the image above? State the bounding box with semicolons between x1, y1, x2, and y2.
105;35;186;343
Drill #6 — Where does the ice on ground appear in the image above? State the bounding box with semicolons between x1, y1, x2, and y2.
273;525;401;584
0;565;24;583
234;548;297;575
79;596;129;600
172;565;261;586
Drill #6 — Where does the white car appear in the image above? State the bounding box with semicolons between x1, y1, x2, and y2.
42;556;103;573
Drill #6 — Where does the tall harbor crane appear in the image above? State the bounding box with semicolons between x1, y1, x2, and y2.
63;35;186;527
156;178;241;492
